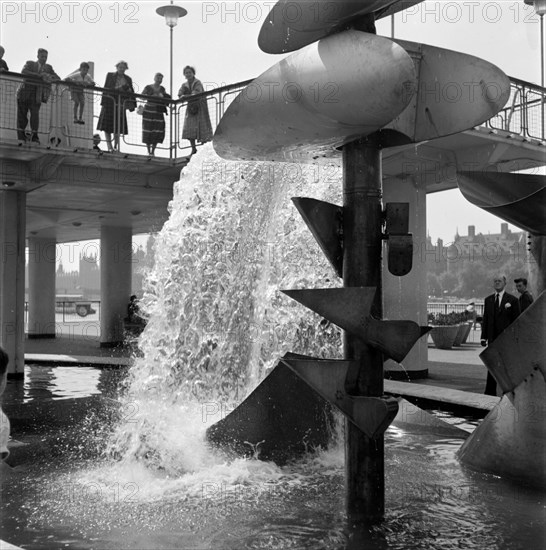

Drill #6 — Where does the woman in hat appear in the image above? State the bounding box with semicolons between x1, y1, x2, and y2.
97;60;135;152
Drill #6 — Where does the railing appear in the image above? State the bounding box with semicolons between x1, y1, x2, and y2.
486;77;545;141
0;71;252;160
24;300;101;323
1;72;544;160
427;302;484;317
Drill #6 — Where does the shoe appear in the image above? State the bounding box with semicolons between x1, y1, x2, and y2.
31;135;40;144
79;120;85;125
74;118;79;123
191;147;197;155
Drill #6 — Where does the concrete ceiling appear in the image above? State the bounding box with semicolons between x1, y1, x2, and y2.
1;144;187;242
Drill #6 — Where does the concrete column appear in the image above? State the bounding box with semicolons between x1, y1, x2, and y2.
100;225;132;347
382;176;428;379
27;236;57;338
0;190;26;378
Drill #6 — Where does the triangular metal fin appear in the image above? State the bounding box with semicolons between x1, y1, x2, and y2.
282;357;399;438
292;197;343;277
280;357;354;401
366;318;431;363
281;287;376;337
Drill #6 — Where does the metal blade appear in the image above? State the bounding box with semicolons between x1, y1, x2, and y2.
292;197;343;277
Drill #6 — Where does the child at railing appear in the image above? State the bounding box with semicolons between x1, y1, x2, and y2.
65;62;95;124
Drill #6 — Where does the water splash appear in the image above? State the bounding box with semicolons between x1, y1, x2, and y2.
108;145;343;471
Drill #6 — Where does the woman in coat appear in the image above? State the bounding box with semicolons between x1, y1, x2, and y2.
97;60;135;152
178;66;212;155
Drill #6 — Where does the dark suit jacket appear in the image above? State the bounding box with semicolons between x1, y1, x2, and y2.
481;291;520;343
519;291;534;314
18;60;60;103
100;72;134;106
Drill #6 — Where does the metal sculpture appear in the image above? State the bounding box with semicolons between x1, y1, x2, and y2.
210;0;511;522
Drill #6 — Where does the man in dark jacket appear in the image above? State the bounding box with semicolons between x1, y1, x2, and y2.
481;275;520;395
514;278;534;314
17;48;60;143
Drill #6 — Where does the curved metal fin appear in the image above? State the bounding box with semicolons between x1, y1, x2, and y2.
366;318;431;363
457;172;546;235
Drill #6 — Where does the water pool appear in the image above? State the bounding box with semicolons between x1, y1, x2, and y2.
1;367;544;550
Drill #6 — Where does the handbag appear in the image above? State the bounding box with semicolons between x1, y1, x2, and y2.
188;100;199;116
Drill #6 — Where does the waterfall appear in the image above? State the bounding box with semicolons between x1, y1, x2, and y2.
108;144;343;471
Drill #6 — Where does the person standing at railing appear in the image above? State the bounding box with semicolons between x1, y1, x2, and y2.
178;66;212;156
65;62;95;124
16;48;60;144
97;61;136;153
140;72;170;157
0;46;8;71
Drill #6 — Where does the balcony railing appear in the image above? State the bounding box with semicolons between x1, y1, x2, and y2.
0;71;252;160
1;72;543;160
486;77;545;141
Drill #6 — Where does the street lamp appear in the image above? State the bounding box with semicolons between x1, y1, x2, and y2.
525;0;546;87
156;2;187;98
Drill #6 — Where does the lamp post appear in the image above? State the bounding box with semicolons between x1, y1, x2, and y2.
156;2;187;98
156;2;187;159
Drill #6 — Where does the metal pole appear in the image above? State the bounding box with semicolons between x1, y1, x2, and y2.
391;14;395;38
342;135;384;522
540;15;546;140
170;24;174;160
540;15;544;88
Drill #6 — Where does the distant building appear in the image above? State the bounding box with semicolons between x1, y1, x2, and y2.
426;223;528;275
446;223;527;271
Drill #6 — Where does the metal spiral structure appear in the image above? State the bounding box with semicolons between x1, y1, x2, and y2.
207;0;526;522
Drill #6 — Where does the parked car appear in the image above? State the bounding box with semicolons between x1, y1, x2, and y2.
56;294;96;317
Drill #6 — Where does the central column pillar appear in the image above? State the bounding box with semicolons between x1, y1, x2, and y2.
27;236;57;339
100;225;132;347
342;136;384;522
0;190;26;378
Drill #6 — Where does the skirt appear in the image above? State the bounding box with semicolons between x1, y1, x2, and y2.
97;100;128;135
142;105;166;145
182;98;213;142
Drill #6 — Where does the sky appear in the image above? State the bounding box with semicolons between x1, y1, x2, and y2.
1;0;544;254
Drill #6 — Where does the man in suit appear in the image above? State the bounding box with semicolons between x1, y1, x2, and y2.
17;48;60;143
481;275;520;395
514;278;534;314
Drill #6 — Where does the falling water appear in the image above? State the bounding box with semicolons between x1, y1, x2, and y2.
107;144;343;472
